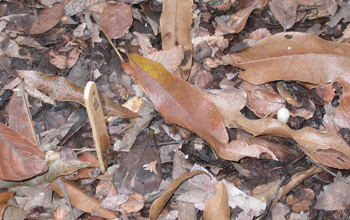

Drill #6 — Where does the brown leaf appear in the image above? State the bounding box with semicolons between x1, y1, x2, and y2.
229;111;350;169
160;0;193;72
204;182;230;220
113;132;162;195
271;166;322;209
123;54;277;161
223;32;350;85
18;70;138;118
9;81;39;146
122;54;228;148
149;170;210;220
315;174;350;211
50;178;117;219
269;0;297;30
49;47;80;69
146;46;185;73
0;192;15;205
99;3;132;39
0;123;47;181
30;0;71;34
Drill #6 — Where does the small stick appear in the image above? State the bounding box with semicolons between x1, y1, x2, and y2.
103;31;124;62
84;81;112;174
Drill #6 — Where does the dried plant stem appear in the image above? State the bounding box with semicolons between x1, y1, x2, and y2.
103;32;124;62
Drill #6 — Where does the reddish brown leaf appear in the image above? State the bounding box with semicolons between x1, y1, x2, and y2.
99;3;132;39
30;0;71;34
50;178;117;219
149;170;210;220
18;70;138;118
122;54;228;148
9;81;39;146
204;182;230;220
223;32;350;85
0;123;47;181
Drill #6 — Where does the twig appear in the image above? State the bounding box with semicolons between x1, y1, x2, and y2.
306;158;350;185
103;31;124;62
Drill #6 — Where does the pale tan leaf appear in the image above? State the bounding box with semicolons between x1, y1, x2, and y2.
204;182;230;220
223;32;350;85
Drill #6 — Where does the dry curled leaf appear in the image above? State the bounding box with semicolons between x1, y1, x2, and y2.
18;70;139;118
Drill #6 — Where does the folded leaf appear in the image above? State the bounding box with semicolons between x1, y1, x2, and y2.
223;32;350;85
204;182;230;220
18;70;139;118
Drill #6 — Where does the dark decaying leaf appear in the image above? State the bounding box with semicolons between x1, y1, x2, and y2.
223;32;350;85
50;178;117;219
149;170;210;220
113;132;162;195
122;54;277;161
99;3;132;39
0;123;47;181
18;70;139;118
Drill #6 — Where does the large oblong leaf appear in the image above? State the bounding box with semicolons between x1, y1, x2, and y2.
223;32;350;85
122;54;277;161
0;123;47;181
122;54;229;148
18;70;138;119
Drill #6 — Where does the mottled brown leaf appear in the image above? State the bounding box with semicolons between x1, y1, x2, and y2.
0;123;47;181
18;70;138;118
99;3;132;39
223;32;350;85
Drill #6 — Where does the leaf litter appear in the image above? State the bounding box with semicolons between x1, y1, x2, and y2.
2;0;350;219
